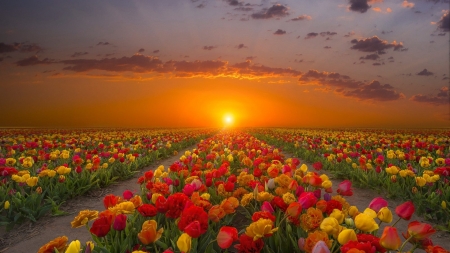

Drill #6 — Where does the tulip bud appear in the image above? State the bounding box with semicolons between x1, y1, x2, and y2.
4;200;10;210
442;201;447;209
344;218;354;227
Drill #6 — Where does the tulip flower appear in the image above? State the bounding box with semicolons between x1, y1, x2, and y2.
354;213;379;233
138;220;164;245
337;180;353;196
123;190;133;200
65;240;81;253
312;240;331;253
395;201;415;221
4;200;10;210
338;229;357;245
217;226;238;249
380;226;401;250
368;197;388;213
113;214;127;231
377;207;393;223
90;216;111;237
261;201;275;213
177;233;192;253
320;217;340;236
404;221;436;241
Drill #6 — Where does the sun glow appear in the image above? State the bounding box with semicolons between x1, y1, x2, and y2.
224;114;234;126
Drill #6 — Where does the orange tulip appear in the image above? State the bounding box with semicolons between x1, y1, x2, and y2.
380;226;402;250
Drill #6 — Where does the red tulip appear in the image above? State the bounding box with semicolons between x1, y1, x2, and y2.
379;226;401;250
298;192;317;209
90;216;111;237
184;221;203;238
103;194;119;209
337;180;353;196
369;197;388;213
137;204;158;217
404;221;436;241
123;190;133;200
217;226;238;249
113;214;127;231
395;201;415;220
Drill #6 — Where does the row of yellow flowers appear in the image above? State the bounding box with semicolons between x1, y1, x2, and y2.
39;130;448;253
0;128;216;229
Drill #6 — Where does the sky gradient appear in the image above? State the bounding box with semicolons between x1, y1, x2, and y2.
1;0;449;128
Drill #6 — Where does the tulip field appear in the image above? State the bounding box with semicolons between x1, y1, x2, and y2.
1;128;449;253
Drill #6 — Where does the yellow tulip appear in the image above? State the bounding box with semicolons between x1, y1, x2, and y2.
26;176;39;187
355;213;379;232
363;208;377;219
4;201;10;210
245;218;278;241
177;233;192;253
329;209;344;224
65;240;80;253
415;177;426;187
348;206;359;217
338;229;357;245
320;217;340;236
377;207;393;223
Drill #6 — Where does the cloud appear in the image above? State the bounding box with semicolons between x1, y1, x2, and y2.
291;15;311;21
344;31;356;37
341;80;404;101
57;54;303;79
350;36;404;53
274;29;286;35
410;87;449;106
251;4;289;19
203;46;216;50
373;62;382;66
360;53;380;60
401;0;415;8
236;43;247;49
153;50;160;53
298;70;403;101
373;7;382;12
437;11;449;31
0;42;42;53
61;55;163;73
320;31;337;36
138;48;145;53
417;68;434;76
305;32;319;39
245;56;256;61
349;0;371;13
16;55;55;66
71;52;89;58
324;46;332;49
97;42;110;46
226;0;239;6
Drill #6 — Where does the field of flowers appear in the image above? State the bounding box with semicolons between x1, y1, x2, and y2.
250;128;450;228
37;130;448;253
0;128;215;231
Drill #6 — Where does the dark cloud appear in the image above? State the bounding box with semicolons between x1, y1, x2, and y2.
274;29;286;35
230;60;301;77
417;68;434;76
299;70;403;101
373;63;382;66
236;43;247;49
197;3;205;8
437;11;449;31
0;42;42;53
291;15;311;21
203;46;216;50
324;46;332;49
305;32;318;39
410;87;449;106
344;32;355;37
437;33;446;36
341;81;404;101
153;50;160;54
61;55;163;73
235;6;253;11
350;36;404;54
16;55;55;66
349;0;371;13
320;31;337;36
71;52;89;58
97;42;110;46
360;53;380;60
226;0;239;6
138;48;145;53
251;4;289;19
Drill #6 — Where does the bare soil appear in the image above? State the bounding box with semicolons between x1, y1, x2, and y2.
1;145;449;253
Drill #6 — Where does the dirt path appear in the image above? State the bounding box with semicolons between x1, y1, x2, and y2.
0;144;198;253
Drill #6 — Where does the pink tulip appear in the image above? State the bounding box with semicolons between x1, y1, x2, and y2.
182;184;195;197
297;192;317;209
312;241;330;253
122;190;133;200
369;197;388;213
261;201;275;213
337;180;353;196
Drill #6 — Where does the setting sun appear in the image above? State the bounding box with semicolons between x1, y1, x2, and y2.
224;114;234;126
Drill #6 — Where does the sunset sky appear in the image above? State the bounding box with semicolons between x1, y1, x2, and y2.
1;0;449;128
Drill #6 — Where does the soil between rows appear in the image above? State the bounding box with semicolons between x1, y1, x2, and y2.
1;144;449;253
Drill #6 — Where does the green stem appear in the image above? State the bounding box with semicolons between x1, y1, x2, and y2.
392;217;401;227
399;235;414;252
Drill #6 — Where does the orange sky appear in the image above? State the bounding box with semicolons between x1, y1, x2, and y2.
0;1;449;128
